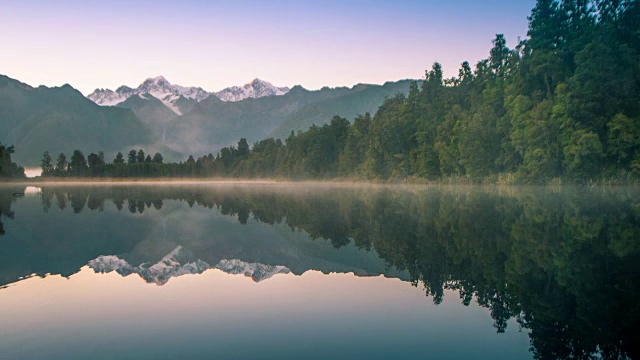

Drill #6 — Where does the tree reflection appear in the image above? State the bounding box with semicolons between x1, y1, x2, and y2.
0;192;15;236
3;185;639;359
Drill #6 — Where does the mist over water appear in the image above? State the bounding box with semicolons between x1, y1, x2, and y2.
0;183;637;359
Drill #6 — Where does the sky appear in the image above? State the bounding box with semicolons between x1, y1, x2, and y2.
0;0;536;95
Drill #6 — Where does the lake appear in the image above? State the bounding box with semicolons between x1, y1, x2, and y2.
0;183;638;359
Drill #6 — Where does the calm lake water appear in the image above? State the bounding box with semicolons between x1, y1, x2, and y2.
0;183;638;359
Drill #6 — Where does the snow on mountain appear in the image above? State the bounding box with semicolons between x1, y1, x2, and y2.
86;88;129;106
88;247;210;286
87;76;210;115
215;78;290;102
87;76;290;113
216;259;291;282
88;246;291;285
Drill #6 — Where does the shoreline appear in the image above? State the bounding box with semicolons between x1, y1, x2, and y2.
1;177;639;190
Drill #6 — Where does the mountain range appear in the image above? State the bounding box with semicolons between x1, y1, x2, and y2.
88;247;292;285
1;74;415;166
87;76;289;114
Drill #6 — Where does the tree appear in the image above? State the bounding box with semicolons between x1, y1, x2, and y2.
114;152;125;164
55;153;68;176
186;155;196;176
563;129;603;179
69;150;88;176
128;150;137;164
87;152;105;176
490;34;510;77
136;149;145;163
237;138;250;160
41;151;54;176
152;153;163;163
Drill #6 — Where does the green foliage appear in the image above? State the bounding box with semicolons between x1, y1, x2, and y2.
113;152;125;164
69;150;88;177
0;142;25;178
128;150;137;164
152;153;163;164
41;151;54;176
136;149;145;164
55;153;67;176
563;129;603;178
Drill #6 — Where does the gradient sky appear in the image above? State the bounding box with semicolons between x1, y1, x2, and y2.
0;0;536;95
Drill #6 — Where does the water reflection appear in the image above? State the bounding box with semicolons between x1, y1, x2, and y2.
1;184;639;359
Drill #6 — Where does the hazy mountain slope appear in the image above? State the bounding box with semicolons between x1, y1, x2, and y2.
0;76;35;136
173;96;198;115
0;75;155;166
270;80;415;139
165;80;414;156
116;94;178;141
165;85;353;155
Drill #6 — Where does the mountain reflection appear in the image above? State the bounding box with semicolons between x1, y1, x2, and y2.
1;184;639;359
88;246;291;285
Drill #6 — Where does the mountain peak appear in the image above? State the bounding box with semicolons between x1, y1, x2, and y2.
249;78;268;87
88;76;209;114
143;75;170;86
87;76;290;109
216;78;290;102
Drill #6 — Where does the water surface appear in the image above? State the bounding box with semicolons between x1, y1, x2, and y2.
0;183;638;359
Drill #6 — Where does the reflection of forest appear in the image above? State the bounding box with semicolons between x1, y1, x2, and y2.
0;193;15;235
1;185;639;359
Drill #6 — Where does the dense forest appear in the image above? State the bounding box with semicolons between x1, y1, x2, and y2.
39;1;639;183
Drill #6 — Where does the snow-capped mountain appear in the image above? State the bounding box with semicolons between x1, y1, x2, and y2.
87;76;291;113
216;259;291;282
88;246;291;285
86;88;130;106
215;78;290;102
87;76;210;115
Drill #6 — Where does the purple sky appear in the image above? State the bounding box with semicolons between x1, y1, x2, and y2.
0;0;535;94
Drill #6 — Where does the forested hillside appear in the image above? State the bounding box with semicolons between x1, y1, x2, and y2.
196;0;640;183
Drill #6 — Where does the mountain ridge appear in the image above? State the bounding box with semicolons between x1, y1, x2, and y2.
88;247;292;285
215;78;291;102
0;74;157;166
2;73;417;166
87;76;292;114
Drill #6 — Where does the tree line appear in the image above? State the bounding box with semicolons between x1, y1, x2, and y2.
40;149;200;178
41;1;640;183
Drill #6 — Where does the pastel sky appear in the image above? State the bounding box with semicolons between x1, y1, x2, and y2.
0;0;535;95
